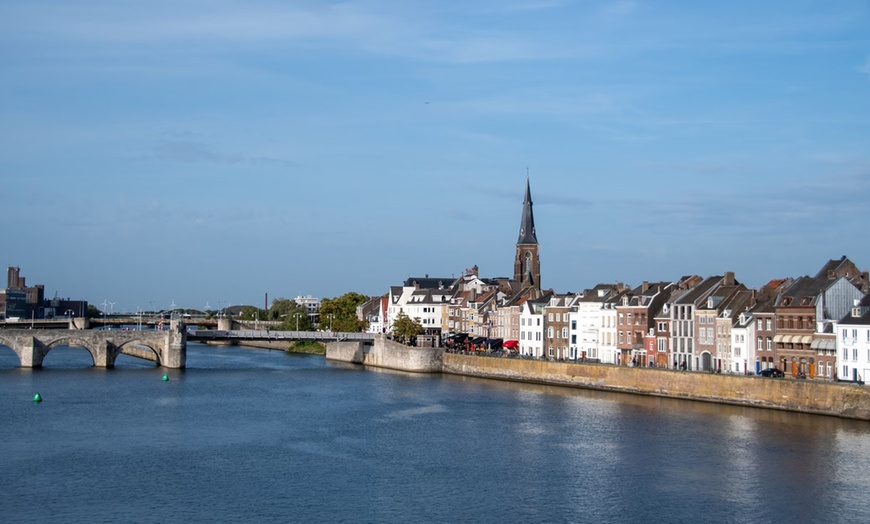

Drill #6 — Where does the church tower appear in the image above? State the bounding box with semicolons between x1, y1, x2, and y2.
514;177;541;291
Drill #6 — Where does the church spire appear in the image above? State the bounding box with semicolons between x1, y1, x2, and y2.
514;175;541;291
517;176;537;245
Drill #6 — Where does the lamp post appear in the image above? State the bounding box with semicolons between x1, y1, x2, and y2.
294;313;301;331
328;314;334;332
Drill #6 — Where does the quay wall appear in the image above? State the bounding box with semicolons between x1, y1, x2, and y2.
326;335;443;373
442;353;870;421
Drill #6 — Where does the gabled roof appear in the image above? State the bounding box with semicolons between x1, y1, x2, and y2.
776;276;832;305
839;295;870;325
674;276;724;305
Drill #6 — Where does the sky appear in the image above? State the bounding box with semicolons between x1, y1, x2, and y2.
2;0;870;313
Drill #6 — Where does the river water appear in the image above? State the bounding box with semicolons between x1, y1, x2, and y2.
1;342;869;523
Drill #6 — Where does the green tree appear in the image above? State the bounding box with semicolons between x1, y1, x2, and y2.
238;306;267;321
391;311;423;344
86;304;102;319
268;298;299;321
318;292;369;332
275;303;315;331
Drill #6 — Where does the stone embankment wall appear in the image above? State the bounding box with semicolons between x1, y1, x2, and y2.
443;354;870;421
326;335;443;373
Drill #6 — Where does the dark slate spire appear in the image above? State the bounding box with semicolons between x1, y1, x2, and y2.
517;177;538;245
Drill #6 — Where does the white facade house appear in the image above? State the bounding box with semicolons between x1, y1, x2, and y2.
835;297;870;383
572;287;616;361
729;311;756;374
387;284;452;335
599;301;619;365
520;300;545;357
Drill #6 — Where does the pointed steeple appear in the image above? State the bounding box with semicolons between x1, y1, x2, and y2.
514;176;541;291
517;176;537;245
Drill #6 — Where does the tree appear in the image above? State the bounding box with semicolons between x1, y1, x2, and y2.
275;303;314;331
86;304;102;319
391;311;423;344
318;292;369;332
268;298;299;321
238;306;266;321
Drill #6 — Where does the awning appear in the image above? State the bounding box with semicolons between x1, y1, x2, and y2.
800;335;813;344
811;339;836;350
774;335;786;343
503;340;519;350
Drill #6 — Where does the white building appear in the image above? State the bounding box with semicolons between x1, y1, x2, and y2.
520;299;545;358
570;285;619;361
729;311;756;374
598;291;624;365
835;296;870;383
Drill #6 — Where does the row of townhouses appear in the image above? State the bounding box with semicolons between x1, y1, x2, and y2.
356;179;870;382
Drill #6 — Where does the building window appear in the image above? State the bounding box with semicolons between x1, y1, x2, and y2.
562;327;568;339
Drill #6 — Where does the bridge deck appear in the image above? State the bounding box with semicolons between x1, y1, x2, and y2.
187;330;374;342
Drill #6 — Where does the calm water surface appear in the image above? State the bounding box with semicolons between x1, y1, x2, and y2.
1;343;869;523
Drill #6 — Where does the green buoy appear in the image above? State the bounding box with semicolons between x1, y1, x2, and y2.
33;393;42;403
162;374;169;382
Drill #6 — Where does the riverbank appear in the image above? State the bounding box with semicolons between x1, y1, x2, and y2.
211;340;325;355
442;353;870;420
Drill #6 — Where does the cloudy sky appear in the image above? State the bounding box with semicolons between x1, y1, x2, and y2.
2;0;869;312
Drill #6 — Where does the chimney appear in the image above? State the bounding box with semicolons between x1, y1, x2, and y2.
472;265;479;277
724;272;735;286
641;281;649;293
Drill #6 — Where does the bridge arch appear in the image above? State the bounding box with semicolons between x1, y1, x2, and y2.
0;335;21;366
116;339;162;366
41;336;103;367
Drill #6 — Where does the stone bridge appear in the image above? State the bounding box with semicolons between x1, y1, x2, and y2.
0;322;186;368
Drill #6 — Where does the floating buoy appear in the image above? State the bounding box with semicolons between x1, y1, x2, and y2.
33;393;42;403
162;374;169;382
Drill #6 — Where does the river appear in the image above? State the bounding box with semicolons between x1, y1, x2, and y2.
1;342;869;523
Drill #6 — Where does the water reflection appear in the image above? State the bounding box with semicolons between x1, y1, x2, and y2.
2;344;870;524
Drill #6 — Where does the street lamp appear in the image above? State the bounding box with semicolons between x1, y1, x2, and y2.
294;313;302;331
328;314;334;332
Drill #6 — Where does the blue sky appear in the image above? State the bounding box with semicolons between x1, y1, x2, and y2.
2;0;869;312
